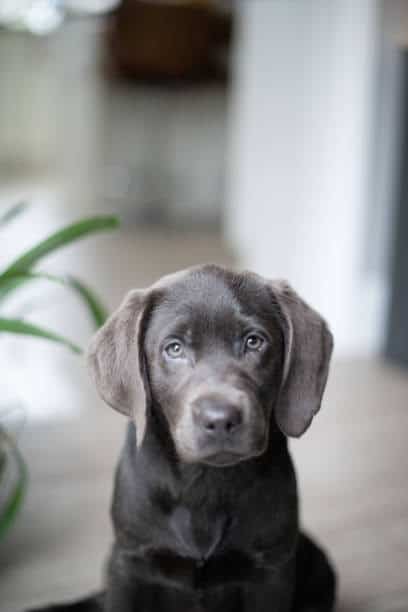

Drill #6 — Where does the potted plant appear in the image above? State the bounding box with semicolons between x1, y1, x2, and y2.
0;202;118;539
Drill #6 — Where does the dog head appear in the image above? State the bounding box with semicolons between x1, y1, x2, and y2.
87;265;333;467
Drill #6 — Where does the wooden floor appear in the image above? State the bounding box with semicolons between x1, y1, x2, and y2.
1;229;408;612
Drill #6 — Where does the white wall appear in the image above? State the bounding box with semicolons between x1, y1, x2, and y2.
226;0;392;357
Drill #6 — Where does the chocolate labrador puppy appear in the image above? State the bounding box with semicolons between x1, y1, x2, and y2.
28;264;336;612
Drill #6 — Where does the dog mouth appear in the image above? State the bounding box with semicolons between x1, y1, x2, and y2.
175;428;268;467
200;451;251;467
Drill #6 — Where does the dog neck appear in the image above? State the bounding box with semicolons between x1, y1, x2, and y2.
113;414;293;557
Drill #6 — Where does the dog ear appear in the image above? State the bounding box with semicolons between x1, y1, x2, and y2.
270;281;333;437
87;290;148;447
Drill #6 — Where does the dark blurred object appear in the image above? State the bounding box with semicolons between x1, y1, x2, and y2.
105;0;233;83
385;52;408;367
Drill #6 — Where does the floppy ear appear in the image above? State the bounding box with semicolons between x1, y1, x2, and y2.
87;290;148;447
270;281;333;438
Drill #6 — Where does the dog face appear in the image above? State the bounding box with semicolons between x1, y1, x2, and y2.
87;265;333;467
143;268;284;466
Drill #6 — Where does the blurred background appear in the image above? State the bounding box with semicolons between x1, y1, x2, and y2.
0;1;407;611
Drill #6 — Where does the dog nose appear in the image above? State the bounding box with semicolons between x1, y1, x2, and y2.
193;399;243;435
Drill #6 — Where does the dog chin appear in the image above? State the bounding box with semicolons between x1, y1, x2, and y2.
176;437;267;466
201;451;251;467
177;445;250;467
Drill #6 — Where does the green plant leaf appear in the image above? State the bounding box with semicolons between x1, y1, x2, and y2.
0;318;82;354
0;202;29;228
0;276;26;300
0;272;108;328
1;216;119;278
0;431;28;541
65;276;108;327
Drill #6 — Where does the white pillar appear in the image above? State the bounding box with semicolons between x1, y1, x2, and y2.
226;1;382;356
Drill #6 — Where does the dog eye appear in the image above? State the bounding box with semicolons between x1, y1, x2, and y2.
244;333;265;352
164;341;185;359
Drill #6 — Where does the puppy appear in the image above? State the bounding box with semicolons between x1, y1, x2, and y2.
27;265;336;612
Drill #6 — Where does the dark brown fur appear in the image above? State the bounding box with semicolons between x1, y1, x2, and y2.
27;265;336;612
